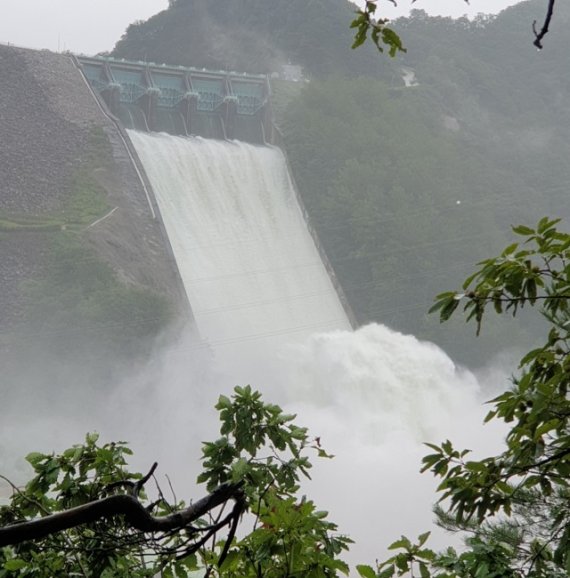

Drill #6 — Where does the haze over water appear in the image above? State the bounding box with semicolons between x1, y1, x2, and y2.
124;131;503;563
0;131;504;566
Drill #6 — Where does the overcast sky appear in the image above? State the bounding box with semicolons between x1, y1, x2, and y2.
1;0;523;56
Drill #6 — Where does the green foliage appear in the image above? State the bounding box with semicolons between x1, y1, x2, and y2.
374;220;570;577
0;127;111;233
431;217;570;333
17;233;171;362
350;1;405;57
0;434;150;578
63;168;108;227
281;74;525;365
0;388;350;578
112;0;393;78
62;126;112;227
197;386;351;578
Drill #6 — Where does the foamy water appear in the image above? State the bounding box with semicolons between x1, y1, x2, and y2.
125;132;503;564
128;132;351;369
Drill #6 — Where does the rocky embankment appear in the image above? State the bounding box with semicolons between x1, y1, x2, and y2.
0;45;186;332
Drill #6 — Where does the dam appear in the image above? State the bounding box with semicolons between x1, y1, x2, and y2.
0;44;354;372
0;45;495;566
75;54;354;359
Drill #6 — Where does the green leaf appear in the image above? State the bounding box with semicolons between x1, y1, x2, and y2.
417;531;431;547
533;418;560;440
216;394;232;409
4;559;27;570
512;225;535;236
356;564;378;578
419;561;431;578
388;536;412;551
86;432;99;444
464;461;487;473
25;452;45;467
502;242;518;255
378;566;395;578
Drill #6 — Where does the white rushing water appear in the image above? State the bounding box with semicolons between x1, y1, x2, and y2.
128;132;351;374
124;131;504;564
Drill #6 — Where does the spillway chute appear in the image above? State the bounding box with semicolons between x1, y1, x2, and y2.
128;131;352;365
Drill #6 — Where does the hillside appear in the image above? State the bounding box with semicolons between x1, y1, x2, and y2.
0;46;185;392
111;0;390;78
110;0;570;367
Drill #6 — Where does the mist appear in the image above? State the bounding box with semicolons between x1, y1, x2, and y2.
0;133;511;568
4;1;559;570
0;318;509;568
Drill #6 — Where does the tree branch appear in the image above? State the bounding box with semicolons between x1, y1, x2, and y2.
0;482;243;548
533;0;556;49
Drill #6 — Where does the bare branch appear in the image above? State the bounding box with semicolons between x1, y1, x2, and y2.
134;462;158;497
216;493;246;567
0;482;244;547
533;0;556;49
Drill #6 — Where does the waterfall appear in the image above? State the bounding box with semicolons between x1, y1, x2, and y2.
128;132;351;371
125;131;503;564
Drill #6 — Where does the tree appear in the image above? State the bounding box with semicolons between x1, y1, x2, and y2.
357;217;570;577
0;386;350;577
352;0;557;54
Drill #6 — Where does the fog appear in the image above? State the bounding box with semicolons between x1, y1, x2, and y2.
0;319;509;566
0;133;511;568
1;0;545;571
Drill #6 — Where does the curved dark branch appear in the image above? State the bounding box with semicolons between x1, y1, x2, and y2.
105;462;157;496
533;0;556;49
0;482;244;548
134;462;158;497
216;491;246;567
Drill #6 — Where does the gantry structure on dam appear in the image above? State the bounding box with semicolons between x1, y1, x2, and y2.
77;55;272;144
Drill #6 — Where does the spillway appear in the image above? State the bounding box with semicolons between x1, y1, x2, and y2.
128;132;351;359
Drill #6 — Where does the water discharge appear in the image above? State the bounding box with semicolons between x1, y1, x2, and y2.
128;132;351;373
125;132;503;564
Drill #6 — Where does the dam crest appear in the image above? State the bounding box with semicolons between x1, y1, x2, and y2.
78;55;272;143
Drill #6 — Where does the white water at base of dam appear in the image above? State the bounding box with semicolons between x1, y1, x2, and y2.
1;132;507;569
124;131;505;563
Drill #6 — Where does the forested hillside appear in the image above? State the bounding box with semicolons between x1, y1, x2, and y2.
112;0;570;367
111;0;388;78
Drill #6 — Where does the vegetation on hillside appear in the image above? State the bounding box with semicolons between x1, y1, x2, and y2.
356;218;570;577
110;0;570;366
111;0;390;78
2;126;172;388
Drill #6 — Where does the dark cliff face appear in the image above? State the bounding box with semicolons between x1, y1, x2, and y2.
0;46;186;341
